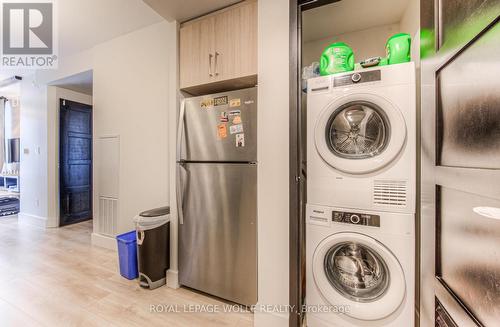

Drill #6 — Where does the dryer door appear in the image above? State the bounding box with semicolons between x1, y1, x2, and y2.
314;93;406;174
312;232;406;321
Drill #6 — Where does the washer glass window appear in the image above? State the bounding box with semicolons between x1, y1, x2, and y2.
326;101;390;159
324;242;390;302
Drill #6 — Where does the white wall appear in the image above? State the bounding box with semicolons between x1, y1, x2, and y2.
19;47;94;228
255;0;290;326
92;21;172;236
19;21;176;239
46;87;93;228
400;0;419;38
399;0;420;66
303;0;420;68
302;23;400;67
3;96;21;175
166;23;180;288
19;77;49;227
37;49;94;86
4;98;20;140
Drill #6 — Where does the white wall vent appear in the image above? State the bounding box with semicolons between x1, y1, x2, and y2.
97;136;120;236
98;197;118;236
373;180;408;207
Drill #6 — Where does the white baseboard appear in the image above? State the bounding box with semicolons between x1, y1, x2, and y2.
91;232;117;251
167;269;180;289
18;212;47;228
254;309;289;327
45;217;59;228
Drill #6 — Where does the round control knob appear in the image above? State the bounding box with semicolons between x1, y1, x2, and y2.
351;73;361;83
350;214;361;224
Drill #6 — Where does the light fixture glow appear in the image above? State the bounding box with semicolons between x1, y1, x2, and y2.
472;207;500;220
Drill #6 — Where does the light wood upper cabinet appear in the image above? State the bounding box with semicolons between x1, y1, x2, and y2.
214;1;257;82
180;0;257;94
179;16;215;89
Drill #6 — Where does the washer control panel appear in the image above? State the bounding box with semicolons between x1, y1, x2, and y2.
333;70;381;87
332;211;380;227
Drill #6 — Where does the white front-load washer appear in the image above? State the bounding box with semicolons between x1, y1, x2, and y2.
307;63;416;213
305;204;415;327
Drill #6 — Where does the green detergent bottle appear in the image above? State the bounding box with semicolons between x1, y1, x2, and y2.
320;42;354;75
386;33;411;64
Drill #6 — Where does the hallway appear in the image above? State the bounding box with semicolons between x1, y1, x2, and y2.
0;218;253;327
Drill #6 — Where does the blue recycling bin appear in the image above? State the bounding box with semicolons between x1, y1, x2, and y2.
116;231;139;280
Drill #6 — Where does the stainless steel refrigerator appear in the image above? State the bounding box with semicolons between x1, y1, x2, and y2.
177;87;257;306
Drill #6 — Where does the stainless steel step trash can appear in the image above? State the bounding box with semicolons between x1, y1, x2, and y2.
133;206;170;290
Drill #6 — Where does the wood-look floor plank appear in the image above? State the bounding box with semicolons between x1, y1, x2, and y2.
0;217;253;327
0;298;45;327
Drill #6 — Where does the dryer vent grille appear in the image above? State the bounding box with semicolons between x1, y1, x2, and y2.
373;180;407;207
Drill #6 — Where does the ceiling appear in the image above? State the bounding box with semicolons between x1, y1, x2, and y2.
49;70;93;95
0;70;31;96
0;0;162;85
0;80;21;98
58;0;164;57
0;70;93;97
142;0;241;22
0;72;20;82
2;0;235;63
302;0;411;42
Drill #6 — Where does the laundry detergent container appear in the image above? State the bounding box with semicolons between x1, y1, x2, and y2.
386;33;411;64
133;206;170;290
320;42;354;75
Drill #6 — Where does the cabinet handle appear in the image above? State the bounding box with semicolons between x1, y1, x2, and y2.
214;52;220;76
209;53;214;77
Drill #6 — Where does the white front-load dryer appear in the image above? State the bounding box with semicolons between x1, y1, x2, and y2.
305;204;415;327
307;63;416;213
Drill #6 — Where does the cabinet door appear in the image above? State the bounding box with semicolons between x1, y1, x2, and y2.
180;17;215;89
214;0;257;82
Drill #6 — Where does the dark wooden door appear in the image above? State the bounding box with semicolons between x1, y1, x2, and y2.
59;99;92;226
420;1;500;326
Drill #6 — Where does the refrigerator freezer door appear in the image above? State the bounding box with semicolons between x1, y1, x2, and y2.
180;87;257;162
178;162;257;306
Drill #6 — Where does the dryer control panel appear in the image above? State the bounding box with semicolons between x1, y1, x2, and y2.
333;70;381;87
332;211;380;227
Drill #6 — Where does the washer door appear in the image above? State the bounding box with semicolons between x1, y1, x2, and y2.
314;93;406;174
313;232;406;321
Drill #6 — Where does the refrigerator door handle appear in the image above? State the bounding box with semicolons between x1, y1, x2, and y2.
176;99;186;162
177;99;186;225
176;163;185;225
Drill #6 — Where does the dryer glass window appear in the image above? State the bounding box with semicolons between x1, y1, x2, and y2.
324;242;390;302
326;102;390;159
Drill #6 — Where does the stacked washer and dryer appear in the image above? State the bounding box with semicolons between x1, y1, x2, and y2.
306;62;416;327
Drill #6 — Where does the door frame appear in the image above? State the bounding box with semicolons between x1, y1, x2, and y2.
289;1;342;326
288;0;301;325
288;0;340;327
59;98;93;226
